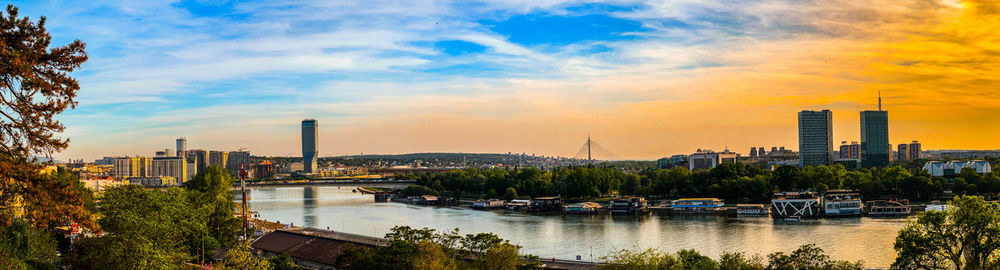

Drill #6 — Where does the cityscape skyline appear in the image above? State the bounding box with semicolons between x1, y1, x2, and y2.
14;0;1000;161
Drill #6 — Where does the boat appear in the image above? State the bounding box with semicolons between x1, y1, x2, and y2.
528;197;562;212
784;216;801;222
865;199;910;216
823;190;862;217
736;204;771;216
472;199;506;209
771;192;821;218
506;199;530;211
669;198;724;214
374;192;391;202
564;202;603;214
610;197;650;215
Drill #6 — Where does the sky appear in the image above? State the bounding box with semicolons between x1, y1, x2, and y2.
12;0;1000;161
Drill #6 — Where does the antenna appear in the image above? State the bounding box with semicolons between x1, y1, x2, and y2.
878;91;882;111
587;134;592;163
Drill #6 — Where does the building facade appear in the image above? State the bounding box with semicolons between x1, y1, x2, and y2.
302;119;318;173
209;151;228;169
839;141;860;159
176;137;187;159
189;149;209;173
860;110;890;167
152;156;188;183
688;149;739;170
227;151;251;179
798;110;833;167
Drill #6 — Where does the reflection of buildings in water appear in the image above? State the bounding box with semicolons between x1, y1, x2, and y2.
303;187;317;227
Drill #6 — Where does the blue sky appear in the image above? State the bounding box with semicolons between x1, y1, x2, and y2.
13;0;998;160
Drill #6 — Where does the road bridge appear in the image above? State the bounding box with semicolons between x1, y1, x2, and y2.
231;179;416;190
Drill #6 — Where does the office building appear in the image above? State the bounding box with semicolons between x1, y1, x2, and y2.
227;151;251;179
209;151;228;169
798;110;834;167
688;149;739;170
152;156;188;183
302;119;318;173
176;137;187;159
861;93;890;167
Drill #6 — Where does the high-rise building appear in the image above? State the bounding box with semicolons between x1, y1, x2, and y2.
227;151;251;179
798;110;834;167
152;156;188;183
113;157;152;179
861;94;890;168
176;137;187;159
897;144;910;162
302;119;318;173
750;147;758;157
688;149;739;170
758;147;766;156
909;141;921;160
189;149;209;173
209;151;228;169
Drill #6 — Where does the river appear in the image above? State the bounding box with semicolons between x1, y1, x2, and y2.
246;186;909;267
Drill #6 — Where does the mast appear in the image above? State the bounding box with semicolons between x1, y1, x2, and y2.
240;162;248;240
587;134;592;163
878;91;882;111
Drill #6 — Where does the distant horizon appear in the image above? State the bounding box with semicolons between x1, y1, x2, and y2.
11;0;999;161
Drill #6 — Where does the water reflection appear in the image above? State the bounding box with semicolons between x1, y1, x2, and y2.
247;186;907;267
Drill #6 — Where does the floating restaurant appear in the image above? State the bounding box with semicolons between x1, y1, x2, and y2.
472;199;506;209
865;199;910;216
564;202;603;214
669;198;724;214
771;192;821;218
736;204;771;216
610;197;650;215
823;190;862;217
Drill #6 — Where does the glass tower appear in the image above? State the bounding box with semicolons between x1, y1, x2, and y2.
860;110;889;167
301;119;318;173
798;110;833;167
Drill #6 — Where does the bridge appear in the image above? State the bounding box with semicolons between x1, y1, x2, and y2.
230;179;416;190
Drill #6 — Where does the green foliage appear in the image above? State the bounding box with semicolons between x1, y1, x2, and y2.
401;185;439;196
269;253;299;270
0;219;59;269
503;187;518;201
339;226;535;270
601;245;860;270
217;241;271;270
892;195;1000;270
69;186;196;269
185;166;241;248
766;244;862;270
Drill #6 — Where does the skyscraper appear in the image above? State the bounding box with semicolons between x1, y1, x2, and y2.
798;110;834;167
227;151;251;178
861;94;890;168
302;119;318;173
176;137;187;159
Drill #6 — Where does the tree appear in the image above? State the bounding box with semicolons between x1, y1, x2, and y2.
0;3;95;232
767;244;862;270
69;186;197;269
270;253;300;270
600;248;679;269
0;4;87;158
185;166;240;248
217;241;271;270
0;218;59;269
719;252;765;270
503;187;518;201
892;196;1000;270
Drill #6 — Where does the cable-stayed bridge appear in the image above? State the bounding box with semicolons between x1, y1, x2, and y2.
573;135;618;161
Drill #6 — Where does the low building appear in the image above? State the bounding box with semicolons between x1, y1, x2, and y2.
688;149;739;170
923;160;993;177
564;202;603;214
251;230;385;269
506;199;530;211
770;192;821;218
670;198;724;214
823;190;862;217
127;176;177;186
657;155;688;169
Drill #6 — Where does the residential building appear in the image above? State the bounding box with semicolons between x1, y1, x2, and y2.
908;141;922;160
189;149;209;173
255;161;276;179
688;149;739;170
750;147;758;157
209;151;228;169
897;144;910;162
113;157;152;179
152;156;188;183
176;137;187;159
798;110;834;167
758;147;766;156
839;141;860;159
127;176;177;187
302;119;318;173
227;151;251;179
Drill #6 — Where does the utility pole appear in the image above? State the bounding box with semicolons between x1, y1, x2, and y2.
240;162;248;240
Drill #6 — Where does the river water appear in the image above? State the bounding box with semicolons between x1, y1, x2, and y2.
246;186;908;267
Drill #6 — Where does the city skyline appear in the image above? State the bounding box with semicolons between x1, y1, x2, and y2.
14;0;1000;160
